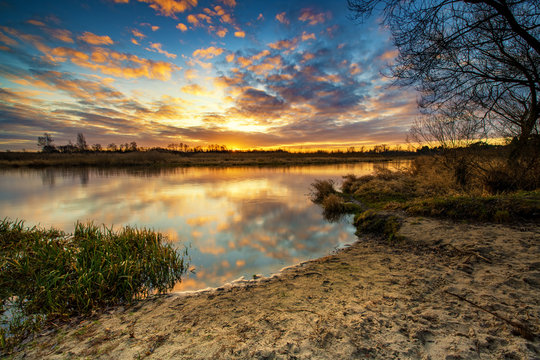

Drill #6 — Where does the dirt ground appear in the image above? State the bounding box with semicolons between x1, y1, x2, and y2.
10;216;540;359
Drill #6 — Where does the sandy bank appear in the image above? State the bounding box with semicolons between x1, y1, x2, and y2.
11;216;540;359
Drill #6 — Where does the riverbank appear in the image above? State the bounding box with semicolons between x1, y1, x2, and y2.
0;151;414;168
10;215;539;359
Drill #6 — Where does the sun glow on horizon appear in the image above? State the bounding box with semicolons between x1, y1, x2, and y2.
0;0;418;151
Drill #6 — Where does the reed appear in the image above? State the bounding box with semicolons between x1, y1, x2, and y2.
0;219;187;352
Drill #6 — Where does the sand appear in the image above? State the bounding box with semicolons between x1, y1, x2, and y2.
10;215;540;359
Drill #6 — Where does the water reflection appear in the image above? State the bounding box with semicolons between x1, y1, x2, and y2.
0;161;409;291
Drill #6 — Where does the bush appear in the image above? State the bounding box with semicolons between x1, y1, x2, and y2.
321;193;346;222
310;179;337;204
353;210;403;241
0;220;188;352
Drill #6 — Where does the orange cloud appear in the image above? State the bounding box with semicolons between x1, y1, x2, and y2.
0;30;18;46
181;83;208;96
131;38;139;45
236;259;245;267
301;31;316;41
184;68;198;80
78;31;114;45
151;26;159;31
131;29;145;38
252;49;270;61
299;8;329;25
379;49;399;61
350;63;361;75
268;38;298;51
193;46;223;59
218;0;236;7
46;46;178;81
26;19;46;27
176;23;188;31
234;31;245;38
275;12;289;25
236;56;251;68
116;0;198;17
225;53;235;63
50;29;74;43
302;52;315;62
146;42;177;59
187;14;199;26
217;28;228;37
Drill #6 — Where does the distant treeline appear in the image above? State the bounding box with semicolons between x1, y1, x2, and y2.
32;132;505;155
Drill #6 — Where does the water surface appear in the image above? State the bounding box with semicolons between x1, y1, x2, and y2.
0;161;408;291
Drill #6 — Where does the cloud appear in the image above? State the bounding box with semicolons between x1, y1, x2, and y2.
301;31;316;41
275;12;289;25
0;30;18;47
214;27;228;37
78;32;114;45
298;8;330;25
181;83;209;96
231;88;288;121
45;46;179;80
187;13;212;27
184;68;198;80
268;38;298;51
26;20;47;27
218;0;236;7
131;29;145;38
176;23;188;31
49;29;74;43
234;31;245;38
192;46;223;59
146;42;177;59
225;53;235;63
140;22;159;32
115;0;198;17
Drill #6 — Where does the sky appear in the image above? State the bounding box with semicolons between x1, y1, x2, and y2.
0;0;418;151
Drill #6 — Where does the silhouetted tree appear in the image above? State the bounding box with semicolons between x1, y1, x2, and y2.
92;143;102;152
37;133;56;153
349;0;539;158
76;133;88;152
107;143;118;152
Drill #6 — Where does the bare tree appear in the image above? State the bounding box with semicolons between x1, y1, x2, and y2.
349;0;540;158
76;133;88;152
37;133;56;153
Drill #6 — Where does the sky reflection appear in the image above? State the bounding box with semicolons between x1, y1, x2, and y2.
0;162;408;290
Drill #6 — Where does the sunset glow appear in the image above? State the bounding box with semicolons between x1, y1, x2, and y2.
0;0;418;150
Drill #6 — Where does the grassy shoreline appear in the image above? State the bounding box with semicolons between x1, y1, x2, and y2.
0;221;188;353
0;151;416;168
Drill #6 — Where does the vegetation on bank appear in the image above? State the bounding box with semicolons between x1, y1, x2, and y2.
0;148;418;168
312;153;540;240
0;220;188;354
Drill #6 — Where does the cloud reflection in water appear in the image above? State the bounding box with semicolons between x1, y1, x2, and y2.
0;162;408;291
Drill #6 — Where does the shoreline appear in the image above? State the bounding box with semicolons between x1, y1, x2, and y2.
10;215;540;359
0;151;415;169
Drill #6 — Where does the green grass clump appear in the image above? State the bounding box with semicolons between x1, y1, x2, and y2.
353;210;403;241
0;219;187;353
399;191;540;223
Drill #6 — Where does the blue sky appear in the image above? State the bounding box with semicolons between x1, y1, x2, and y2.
0;0;418;150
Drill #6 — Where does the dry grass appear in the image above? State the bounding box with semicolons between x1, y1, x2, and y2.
0;151;413;168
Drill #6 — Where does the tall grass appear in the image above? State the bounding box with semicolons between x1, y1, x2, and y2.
0;220;188;352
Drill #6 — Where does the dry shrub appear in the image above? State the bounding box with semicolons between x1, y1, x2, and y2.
321;193;346;222
342;174;374;194
310;179;336;204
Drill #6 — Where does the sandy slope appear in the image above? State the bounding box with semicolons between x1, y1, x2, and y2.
11;216;540;359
